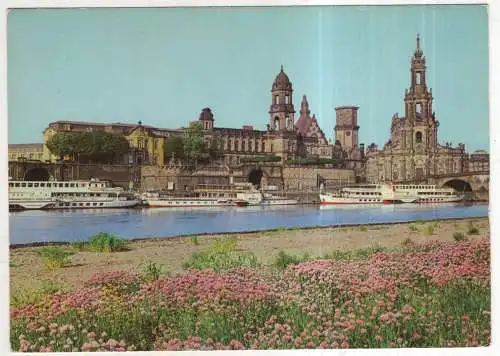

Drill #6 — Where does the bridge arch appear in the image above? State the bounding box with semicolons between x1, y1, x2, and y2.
441;178;473;193
248;168;264;187
24;167;51;181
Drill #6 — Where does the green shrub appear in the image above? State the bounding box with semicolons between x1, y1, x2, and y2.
11;281;65;307
187;236;200;245
324;244;386;261
182;236;259;272
139;260;166;281
37;247;74;269
182;250;259;272
424;225;435;236
273;251;310;270
209;236;238;254
467;222;480;235
409;224;419;232
285;158;339;165
239;155;281;163
453;232;467;242
358;225;368;232
74;232;128;252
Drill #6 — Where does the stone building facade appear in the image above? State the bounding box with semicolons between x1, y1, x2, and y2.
42;120;180;165
467;150;489;172
8;143;44;161
41;66;335;166
365;35;467;183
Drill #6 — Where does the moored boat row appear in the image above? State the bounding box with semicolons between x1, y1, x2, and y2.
9;179;464;212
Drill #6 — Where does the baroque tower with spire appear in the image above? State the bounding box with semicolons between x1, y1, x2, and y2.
269;65;295;132
365;34;466;183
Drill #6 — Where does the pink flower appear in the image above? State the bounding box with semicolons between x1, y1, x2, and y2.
402;304;415;314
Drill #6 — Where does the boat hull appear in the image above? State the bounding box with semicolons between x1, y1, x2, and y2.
416;197;463;204
9;199;140;211
146;199;235;208
320;195;383;205
9;201;56;211
261;199;299;206
53;199;141;209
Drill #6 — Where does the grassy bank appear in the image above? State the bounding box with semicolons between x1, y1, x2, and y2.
10;218;490;351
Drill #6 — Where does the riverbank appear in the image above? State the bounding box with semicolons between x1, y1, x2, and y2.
10;217;489;295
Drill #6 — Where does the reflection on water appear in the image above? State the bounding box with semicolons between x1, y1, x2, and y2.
9;203;488;245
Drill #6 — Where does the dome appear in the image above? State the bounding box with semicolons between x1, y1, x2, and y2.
198;107;214;121
272;65;293;91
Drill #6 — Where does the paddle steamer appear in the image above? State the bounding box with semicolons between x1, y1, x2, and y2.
8;178;140;211
319;183;463;205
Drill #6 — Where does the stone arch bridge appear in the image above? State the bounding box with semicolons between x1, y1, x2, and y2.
427;171;489;200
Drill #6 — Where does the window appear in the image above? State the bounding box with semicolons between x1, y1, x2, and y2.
416;103;423;115
415;131;423;143
346;131;351;136
415;72;421;85
275;95;279;104
285;95;289;104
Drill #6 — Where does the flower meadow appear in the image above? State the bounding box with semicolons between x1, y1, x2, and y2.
11;237;490;351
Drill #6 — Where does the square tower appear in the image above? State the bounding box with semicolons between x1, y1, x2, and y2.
335;106;359;149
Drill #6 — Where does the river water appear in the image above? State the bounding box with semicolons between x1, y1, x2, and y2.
9;203;489;245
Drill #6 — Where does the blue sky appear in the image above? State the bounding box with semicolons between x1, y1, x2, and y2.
7;5;489;151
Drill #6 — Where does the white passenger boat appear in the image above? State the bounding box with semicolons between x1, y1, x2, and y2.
145;183;302;208
319;183;462;205
393;183;463;204
260;192;298;206
8;178;140;211
145;183;264;208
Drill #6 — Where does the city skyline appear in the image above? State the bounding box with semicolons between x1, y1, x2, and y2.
7;5;489;152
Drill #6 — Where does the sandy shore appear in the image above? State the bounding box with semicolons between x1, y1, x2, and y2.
10;217;489;295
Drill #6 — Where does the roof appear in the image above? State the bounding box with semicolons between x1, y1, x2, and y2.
272;65;292;91
335;106;359;111
295;115;310;134
8;143;44;150
47;120;183;136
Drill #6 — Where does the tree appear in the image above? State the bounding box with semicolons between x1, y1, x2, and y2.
183;121;208;163
46;131;129;164
208;134;224;161
102;133;130;163
164;135;185;162
46;132;80;161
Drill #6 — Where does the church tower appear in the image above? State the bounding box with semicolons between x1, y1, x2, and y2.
402;34;438;153
269;65;295;132
335;106;359;150
397;34;439;181
404;34;434;122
